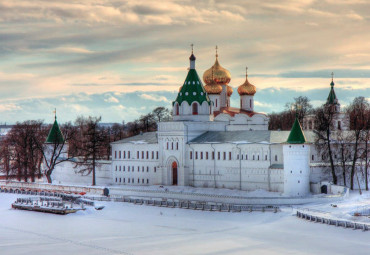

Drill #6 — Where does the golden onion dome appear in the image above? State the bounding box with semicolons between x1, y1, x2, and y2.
227;85;233;97
237;67;256;96
204;83;222;95
203;51;231;85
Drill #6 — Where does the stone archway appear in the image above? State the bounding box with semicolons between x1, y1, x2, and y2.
172;161;178;185
321;185;328;194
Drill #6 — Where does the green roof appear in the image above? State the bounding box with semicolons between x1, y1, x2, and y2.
326;80;338;105
46;118;64;144
173;69;211;106
286;117;306;144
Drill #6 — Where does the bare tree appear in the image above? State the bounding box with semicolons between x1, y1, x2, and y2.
285;96;313;124
73;116;106;186
39;121;77;183
347;97;370;190
314;106;338;184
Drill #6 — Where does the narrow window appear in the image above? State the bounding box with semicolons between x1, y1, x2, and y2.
142;166;144;172
115;151;117;159
257;155;260;161
246;154;248;160
128;178;130;183
216;99;218;108
195;151;198;160
338;121;341;130
123;178;125;183
138;178;140;183
253;155;255;160
132;178;134;183
128;151;130;159
154;167;157;173
250;99;252;108
142;151;144;158
190;151;193;160
124;151;126;159
229;152;232;160
212;151;215;160
223;152;226;160
142;179;144;184
265;155;267;160
137;151;139;159
147;166;149;172
312;155;314;161
152;151;154;159
123;166;125;171
176;142;179;150
275;155;278;161
119;166;121;171
167;142;169;150
171;142;174;150
115;178;117;182
240;99;242;108
200;152;203;160
156;151;159;159
137;166;140;172
115;165;117;171
206;152;209;160
176;103;179;115
119;151;121;159
147;179;149;184
146;151;149;159
119;178;121;183
192;102;198;115
218;152;220;160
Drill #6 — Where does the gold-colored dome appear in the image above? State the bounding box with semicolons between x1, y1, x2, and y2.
227;85;233;97
204;82;223;94
203;57;231;85
237;68;256;96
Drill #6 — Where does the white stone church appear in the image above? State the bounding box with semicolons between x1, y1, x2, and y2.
110;49;346;197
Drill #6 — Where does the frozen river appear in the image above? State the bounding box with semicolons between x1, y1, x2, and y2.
0;193;369;255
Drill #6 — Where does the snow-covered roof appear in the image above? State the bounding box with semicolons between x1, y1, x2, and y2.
190;130;316;144
111;132;158;145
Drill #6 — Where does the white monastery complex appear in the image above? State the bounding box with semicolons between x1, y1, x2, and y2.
47;48;349;198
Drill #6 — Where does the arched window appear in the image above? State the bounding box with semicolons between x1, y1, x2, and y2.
175;103;179;115
192;102;198;115
240;99;242;108
250;99;252;108
216;99;218;108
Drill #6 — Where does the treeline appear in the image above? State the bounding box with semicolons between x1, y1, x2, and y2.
0;107;171;185
269;96;370;191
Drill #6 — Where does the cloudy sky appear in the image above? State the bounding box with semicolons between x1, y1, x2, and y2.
1;0;370;124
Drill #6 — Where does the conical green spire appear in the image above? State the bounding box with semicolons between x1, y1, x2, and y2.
46;115;64;144
327;73;338;105
287;116;306;144
173;50;211;106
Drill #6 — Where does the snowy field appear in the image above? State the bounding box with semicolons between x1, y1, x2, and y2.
0;193;369;255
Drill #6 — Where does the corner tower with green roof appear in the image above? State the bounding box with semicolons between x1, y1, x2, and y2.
172;47;213;122
46;115;65;144
283;114;310;197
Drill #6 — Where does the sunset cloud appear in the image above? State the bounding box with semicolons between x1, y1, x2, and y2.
0;0;369;123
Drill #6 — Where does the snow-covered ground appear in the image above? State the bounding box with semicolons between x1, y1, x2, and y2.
0;193;369;255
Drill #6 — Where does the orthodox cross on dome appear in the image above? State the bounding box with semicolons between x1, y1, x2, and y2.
246;66;248;77
331;71;334;81
215;45;218;58
53;108;57;120
191;43;194;54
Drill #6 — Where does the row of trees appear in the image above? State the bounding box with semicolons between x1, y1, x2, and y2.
0;107;171;185
269;96;370;190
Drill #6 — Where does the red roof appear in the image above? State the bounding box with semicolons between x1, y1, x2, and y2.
213;107;265;117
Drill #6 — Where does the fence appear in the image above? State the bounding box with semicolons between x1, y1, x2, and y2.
296;210;370;231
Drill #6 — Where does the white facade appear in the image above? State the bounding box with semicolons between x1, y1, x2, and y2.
283;144;310;196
